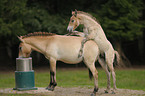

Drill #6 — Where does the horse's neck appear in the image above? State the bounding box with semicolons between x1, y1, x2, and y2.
24;37;47;54
83;19;107;40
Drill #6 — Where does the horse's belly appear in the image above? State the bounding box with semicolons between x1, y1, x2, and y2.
61;59;82;64
58;54;83;64
57;50;83;64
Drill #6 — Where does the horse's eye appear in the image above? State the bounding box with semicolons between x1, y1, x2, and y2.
72;20;74;22
19;47;22;50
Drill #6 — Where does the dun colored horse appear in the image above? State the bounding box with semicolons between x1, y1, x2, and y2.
67;10;120;94
18;32;100;95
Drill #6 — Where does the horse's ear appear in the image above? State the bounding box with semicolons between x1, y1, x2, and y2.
75;9;77;14
72;9;77;17
72;11;75;16
17;36;24;42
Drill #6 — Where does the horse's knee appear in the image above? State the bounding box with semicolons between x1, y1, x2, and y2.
93;69;98;78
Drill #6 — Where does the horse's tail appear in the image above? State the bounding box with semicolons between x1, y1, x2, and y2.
114;50;120;67
88;69;93;80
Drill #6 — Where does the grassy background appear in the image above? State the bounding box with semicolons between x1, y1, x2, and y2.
0;68;145;92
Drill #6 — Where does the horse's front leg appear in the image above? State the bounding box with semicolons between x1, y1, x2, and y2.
46;57;57;91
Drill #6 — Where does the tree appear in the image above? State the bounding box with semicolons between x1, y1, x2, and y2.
0;0;27;36
0;0;28;64
0;0;69;65
94;0;144;66
0;0;144;66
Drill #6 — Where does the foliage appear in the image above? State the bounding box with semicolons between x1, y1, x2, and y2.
0;0;144;43
0;0;68;45
0;0;145;65
0;0;27;36
0;0;27;45
95;0;144;41
23;7;67;35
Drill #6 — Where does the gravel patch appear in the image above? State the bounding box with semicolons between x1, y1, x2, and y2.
0;87;145;96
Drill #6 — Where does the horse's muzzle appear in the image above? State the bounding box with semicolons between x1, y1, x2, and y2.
67;26;73;32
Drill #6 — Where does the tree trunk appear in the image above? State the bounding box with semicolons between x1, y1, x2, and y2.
143;31;145;61
114;41;132;67
143;1;145;62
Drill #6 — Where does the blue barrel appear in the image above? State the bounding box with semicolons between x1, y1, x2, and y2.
13;57;37;91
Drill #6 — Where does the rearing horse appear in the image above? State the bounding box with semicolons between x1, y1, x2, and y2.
18;32;100;95
67;10;120;93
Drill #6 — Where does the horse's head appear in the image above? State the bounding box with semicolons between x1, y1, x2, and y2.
18;36;32;58
67;10;80;32
18;42;32;58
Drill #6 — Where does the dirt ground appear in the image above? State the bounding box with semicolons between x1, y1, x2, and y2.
0;87;145;96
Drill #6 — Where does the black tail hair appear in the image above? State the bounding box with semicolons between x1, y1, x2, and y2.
88;69;93;80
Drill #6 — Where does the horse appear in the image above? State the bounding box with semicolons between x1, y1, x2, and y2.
67;10;120;93
18;32;100;95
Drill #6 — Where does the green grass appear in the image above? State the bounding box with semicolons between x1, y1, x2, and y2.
0;93;43;96
0;68;145;91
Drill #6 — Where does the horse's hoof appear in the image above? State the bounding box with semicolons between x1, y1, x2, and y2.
46;87;54;91
111;90;115;94
104;90;109;93
91;93;96;96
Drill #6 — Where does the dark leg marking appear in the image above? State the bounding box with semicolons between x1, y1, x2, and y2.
93;87;99;93
78;38;88;58
91;87;98;96
46;71;57;91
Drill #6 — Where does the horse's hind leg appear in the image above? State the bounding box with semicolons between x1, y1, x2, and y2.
105;51;117;93
85;60;98;96
46;57;57;91
89;65;98;96
98;57;111;93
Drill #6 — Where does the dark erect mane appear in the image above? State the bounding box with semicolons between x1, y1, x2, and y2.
21;32;56;39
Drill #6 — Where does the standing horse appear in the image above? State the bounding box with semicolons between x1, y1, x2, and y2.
18;32;100;95
67;10;120;93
